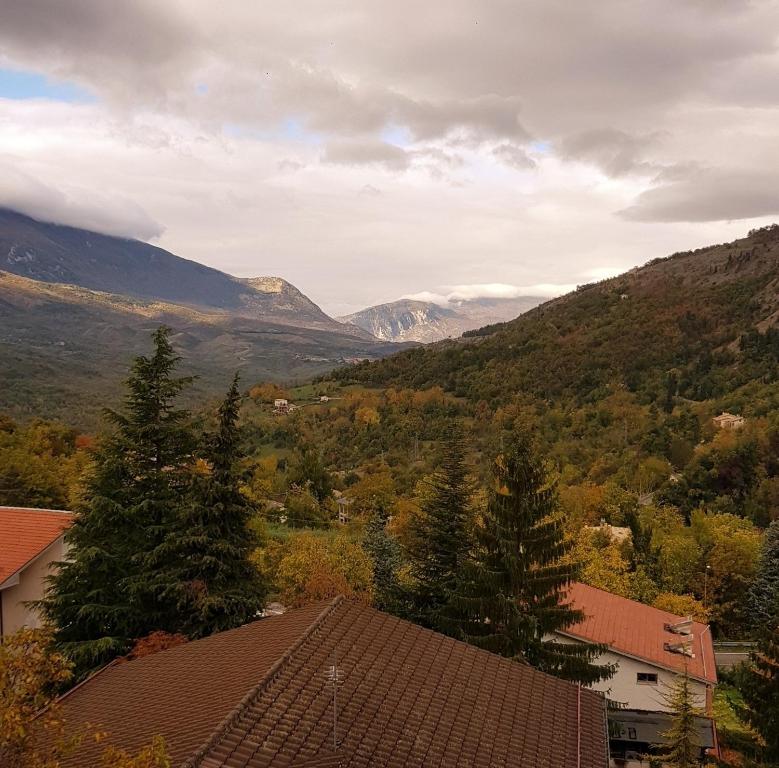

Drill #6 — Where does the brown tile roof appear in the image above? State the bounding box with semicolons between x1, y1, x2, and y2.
562;582;717;684
56;601;332;767
0;506;72;586
57;597;608;768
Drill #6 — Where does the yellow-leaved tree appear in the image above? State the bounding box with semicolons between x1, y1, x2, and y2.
0;628;170;768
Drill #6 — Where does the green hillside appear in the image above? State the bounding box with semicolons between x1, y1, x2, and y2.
337;225;779;410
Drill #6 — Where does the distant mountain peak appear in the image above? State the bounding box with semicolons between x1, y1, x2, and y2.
340;295;547;343
243;276;291;294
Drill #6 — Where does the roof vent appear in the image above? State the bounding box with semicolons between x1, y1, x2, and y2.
664;617;693;635
664;637;695;658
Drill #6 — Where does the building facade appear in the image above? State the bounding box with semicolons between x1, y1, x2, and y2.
0;506;72;636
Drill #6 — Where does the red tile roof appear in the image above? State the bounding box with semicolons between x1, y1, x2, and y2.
562;582;717;684
57;598;609;768
0;506;72;586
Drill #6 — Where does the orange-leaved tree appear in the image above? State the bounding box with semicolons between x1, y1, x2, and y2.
0;628;170;768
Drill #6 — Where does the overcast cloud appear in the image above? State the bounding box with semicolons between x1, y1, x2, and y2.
1;0;779;313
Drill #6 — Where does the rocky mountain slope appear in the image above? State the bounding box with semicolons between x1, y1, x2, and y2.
0;208;359;334
0;209;400;425
336;224;779;408
340;295;546;343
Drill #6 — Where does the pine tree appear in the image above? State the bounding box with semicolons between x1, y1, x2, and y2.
363;503;402;613
147;374;267;638
748;520;779;626
443;434;614;685
739;623;779;763
654;668;703;768
42;327;194;673
405;427;473;631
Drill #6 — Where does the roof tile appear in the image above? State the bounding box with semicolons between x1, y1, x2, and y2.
57;598;609;768
563;582;717;684
0;506;72;585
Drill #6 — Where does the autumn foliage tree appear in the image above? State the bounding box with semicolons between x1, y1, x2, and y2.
0;628;170;768
0;628;74;768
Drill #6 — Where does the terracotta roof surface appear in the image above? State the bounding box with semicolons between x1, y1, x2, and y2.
0;506;72;586
56;601;332;767
58;598;609;768
562;582;716;684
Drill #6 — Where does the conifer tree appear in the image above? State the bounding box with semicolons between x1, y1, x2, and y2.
739;624;779;763
42;327;194;672
406;427;473;631
148;374;266;638
654;668;703;768
748;520;779;626
363;502;402;613
443;434;614;685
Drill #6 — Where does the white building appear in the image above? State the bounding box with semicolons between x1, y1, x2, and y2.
553;582;719;764
555;582;716;711
0;506;72;636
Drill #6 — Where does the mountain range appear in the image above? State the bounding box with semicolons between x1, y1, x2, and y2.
339;295;546;343
0;208;395;425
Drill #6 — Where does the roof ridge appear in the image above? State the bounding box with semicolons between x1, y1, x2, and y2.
182;596;345;768
0;505;74;515
38;657;123;721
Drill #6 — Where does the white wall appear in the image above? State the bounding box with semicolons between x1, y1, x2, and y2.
1;536;66;635
550;633;709;712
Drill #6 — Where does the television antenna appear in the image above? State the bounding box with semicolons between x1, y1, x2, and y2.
326;652;345;749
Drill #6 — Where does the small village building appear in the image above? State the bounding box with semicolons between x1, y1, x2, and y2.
320;395;330;403
0;506;72;636
553;582;718;763
53;597;609;768
335;496;353;525
273;398;289;413
712;412;745;430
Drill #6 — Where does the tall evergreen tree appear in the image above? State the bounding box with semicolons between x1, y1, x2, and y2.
405;428;473;631
363;503;402;614
748;520;779;626
148;374;267;638
42;327;194;672
739;624;779;763
653;668;703;768
443;434;614;685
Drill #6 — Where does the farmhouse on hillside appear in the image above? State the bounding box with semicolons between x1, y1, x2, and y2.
51;596;609;768
0;506;72;636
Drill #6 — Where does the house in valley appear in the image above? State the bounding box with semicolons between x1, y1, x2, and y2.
553;582;718;763
52;596;610;768
0;506;72;636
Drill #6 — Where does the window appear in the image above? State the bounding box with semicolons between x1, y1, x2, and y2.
637;672;658;684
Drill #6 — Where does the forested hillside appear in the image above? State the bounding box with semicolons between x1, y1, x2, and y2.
338;224;779;409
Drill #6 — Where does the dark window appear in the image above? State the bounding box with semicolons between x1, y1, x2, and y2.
637;672;658;684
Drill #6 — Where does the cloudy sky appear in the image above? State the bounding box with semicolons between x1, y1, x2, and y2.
1;0;779;314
